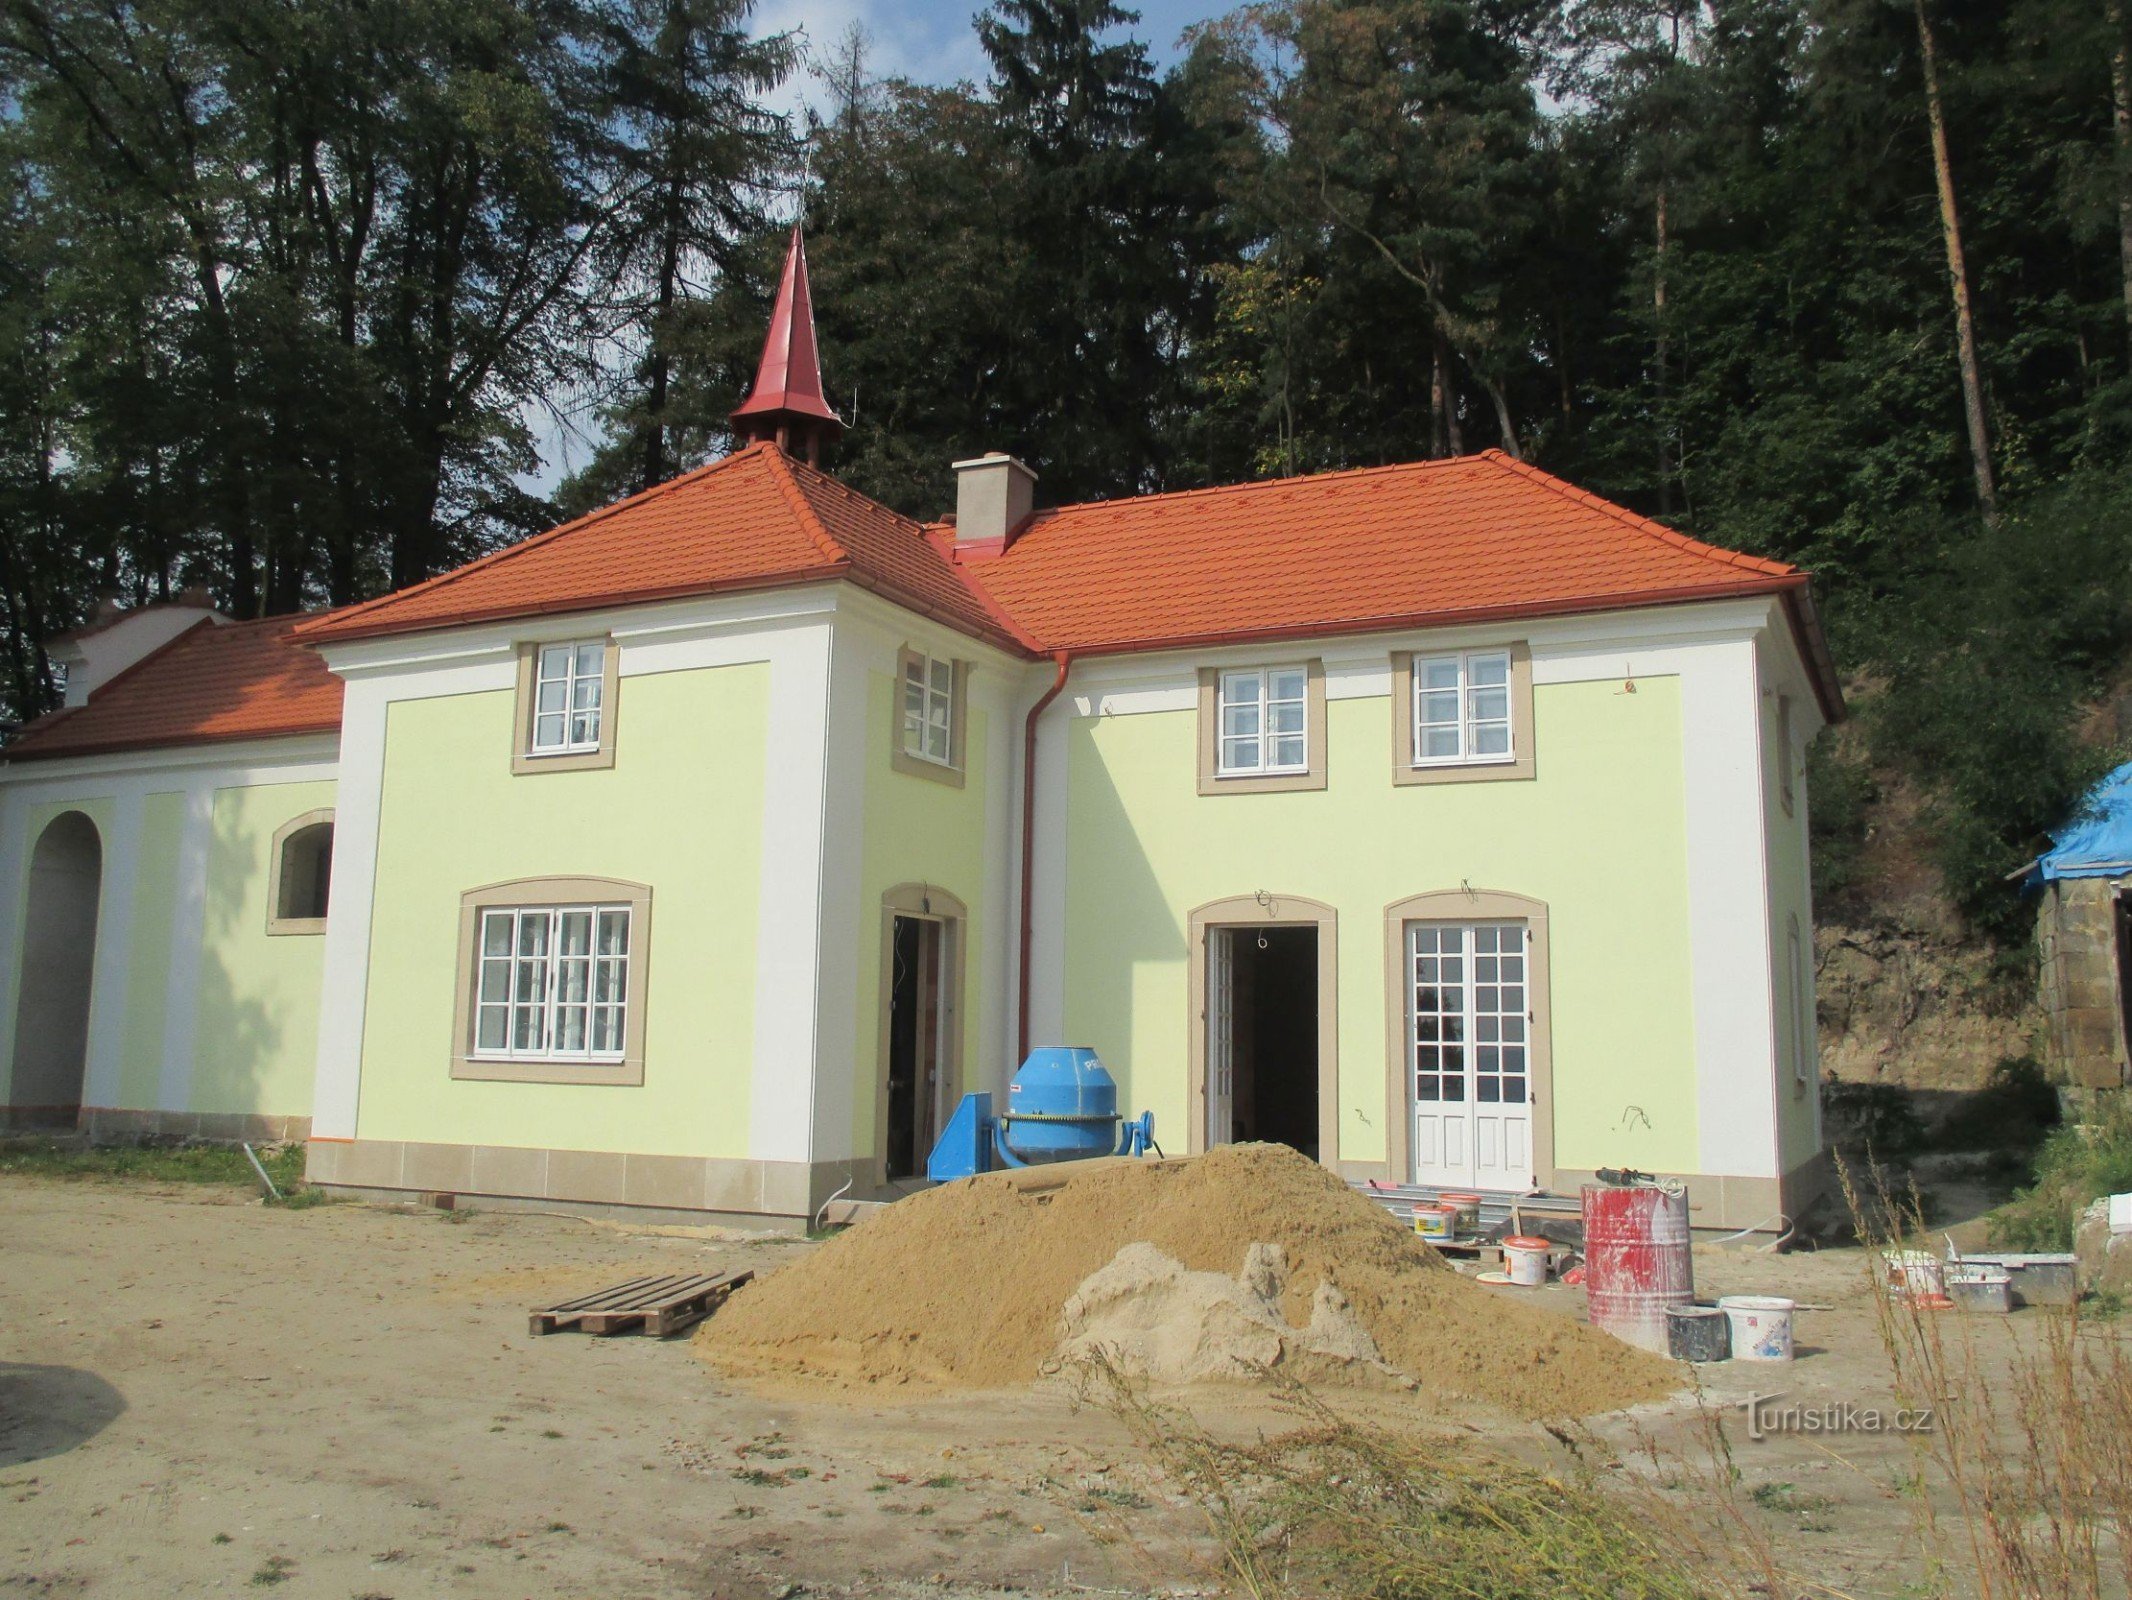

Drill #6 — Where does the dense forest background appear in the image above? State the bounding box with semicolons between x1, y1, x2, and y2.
2;0;2130;952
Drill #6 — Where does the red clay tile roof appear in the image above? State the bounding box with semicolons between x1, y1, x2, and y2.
957;451;1808;655
5;615;344;762
4;447;1838;763
298;443;1021;650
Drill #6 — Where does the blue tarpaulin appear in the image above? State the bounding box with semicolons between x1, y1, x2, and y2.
2037;760;2132;882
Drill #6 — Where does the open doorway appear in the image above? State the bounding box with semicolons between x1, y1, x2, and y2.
9;811;102;1124
885;914;947;1180
1206;925;1322;1159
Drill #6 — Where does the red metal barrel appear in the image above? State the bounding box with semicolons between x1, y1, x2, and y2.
1581;1183;1694;1353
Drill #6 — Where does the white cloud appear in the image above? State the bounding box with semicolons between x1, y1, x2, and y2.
754;0;991;125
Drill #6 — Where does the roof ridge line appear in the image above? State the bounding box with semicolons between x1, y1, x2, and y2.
929;540;1047;654
780;451;1041;653
783;451;928;534
1020;453;1480;526
294;448;767;640
1479;451;1799;579
761;447;851;566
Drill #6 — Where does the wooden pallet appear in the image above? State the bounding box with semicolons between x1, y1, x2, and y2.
529;1268;753;1338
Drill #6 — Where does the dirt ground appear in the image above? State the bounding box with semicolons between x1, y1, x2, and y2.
0;1170;2092;1598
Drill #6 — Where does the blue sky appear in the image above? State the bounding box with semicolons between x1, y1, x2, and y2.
753;0;1222;96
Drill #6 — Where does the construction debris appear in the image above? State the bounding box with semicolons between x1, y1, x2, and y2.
695;1144;1675;1417
532;1269;753;1338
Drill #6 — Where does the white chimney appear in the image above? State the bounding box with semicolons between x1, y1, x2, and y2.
50;597;226;708
951;452;1037;546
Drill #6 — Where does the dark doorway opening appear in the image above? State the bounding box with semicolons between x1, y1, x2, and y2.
885;915;945;1180
9;811;101;1125
1221;926;1321;1160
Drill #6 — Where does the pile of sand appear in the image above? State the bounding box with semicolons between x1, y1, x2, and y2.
695;1144;1676;1417
1055;1240;1408;1388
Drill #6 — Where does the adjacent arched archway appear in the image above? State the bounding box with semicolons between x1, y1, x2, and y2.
9;812;102;1124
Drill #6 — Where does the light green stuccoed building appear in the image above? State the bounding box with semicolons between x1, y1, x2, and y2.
0;236;1842;1230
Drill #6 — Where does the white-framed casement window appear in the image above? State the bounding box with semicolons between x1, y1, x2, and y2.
903;651;956;765
1196;660;1327;795
1218;667;1310;775
531;641;606;755
1413;649;1513;764
513;637;619;774
892;647;968;787
473;902;633;1062
1392;644;1534;785
453;876;650;1084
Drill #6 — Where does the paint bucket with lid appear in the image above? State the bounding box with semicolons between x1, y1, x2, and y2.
1665;1304;1731;1363
1437;1192;1482;1234
1502;1236;1551;1287
1718;1295;1796;1362
1413;1204;1458;1242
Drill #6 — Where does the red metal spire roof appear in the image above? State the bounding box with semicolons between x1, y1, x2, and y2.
731;226;843;460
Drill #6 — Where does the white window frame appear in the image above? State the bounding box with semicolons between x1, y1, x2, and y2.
1216;665;1311;777
471;902;633;1065
527;640;607;758
1410;649;1516;768
901;650;958;768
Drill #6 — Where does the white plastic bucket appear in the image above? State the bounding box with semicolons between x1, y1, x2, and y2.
1882;1250;1946;1303
1438;1191;1483;1233
1413;1204;1457;1242
1503;1236;1551;1288
1718;1294;1796;1362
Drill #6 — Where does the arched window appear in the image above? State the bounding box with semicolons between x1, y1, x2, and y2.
268;810;335;935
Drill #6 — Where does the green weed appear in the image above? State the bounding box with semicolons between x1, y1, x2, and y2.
1990;1097;2132;1249
0;1137;305;1189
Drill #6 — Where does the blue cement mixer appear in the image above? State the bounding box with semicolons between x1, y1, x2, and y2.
925;1046;1159;1182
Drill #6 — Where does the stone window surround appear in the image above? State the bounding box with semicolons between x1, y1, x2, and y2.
871;882;969;1182
449;875;652;1085
266;808;335;936
890;646;969;789
1184;893;1340;1159
510;637;620;775
1390;642;1536;785
1381;887;1555;1187
1196;660;1329;795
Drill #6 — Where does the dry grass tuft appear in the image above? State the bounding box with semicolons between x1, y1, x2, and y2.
1075;1350;1793;1600
1844;1158;2132;1600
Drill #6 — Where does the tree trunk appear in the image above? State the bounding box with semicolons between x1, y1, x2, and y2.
2111;0;2132;365
1430;331;1462;456
1915;0;1997;521
1481;373;1520;459
1654;180;1673;518
640;177;684;489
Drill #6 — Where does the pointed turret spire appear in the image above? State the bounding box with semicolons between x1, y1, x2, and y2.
731;226;844;465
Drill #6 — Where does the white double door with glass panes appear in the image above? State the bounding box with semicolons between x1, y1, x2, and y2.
1405;921;1533;1189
